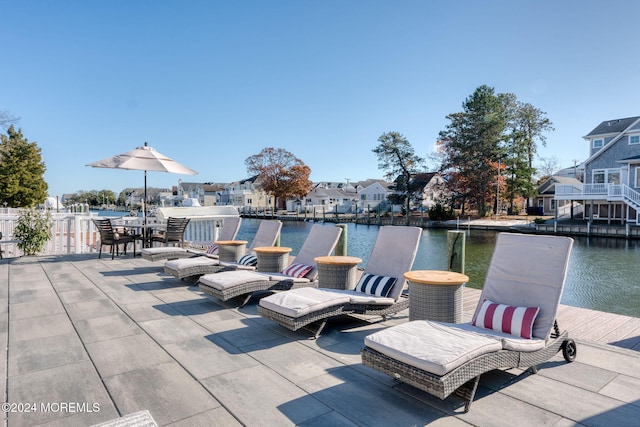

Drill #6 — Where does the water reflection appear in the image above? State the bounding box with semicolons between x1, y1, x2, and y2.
237;219;640;318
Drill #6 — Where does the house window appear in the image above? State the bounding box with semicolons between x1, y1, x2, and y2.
593;169;620;185
630;135;640;145
593;139;604;148
635;169;640;188
593;170;605;184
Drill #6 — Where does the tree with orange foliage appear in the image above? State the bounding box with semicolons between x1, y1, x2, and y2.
245;147;313;211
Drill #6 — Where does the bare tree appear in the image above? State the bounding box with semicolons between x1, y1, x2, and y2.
536;156;561;182
0;110;19;131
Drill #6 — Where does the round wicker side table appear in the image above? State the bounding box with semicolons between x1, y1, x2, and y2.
216;240;248;263
254;246;292;272
405;270;469;323
314;256;362;290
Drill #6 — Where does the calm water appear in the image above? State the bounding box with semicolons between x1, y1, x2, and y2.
236;219;640;318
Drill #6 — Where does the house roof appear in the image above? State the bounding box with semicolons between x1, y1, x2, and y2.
617;154;640;164
537;175;582;195
582;116;640;166
584;116;640;138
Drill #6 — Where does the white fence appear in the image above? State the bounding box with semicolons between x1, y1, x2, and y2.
0;212;231;257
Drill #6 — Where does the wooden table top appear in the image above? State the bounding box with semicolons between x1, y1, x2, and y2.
314;256;362;265
216;240;248;246
404;270;469;285
253;246;292;254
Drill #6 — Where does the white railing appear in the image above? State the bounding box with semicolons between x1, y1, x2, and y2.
621;184;640;209
583;183;608;195
556;183;613;197
555;184;584;196
0;213;232;257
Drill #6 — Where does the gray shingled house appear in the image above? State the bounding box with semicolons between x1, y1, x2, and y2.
555;116;640;223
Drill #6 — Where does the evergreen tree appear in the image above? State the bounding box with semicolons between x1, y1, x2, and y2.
372;131;425;224
504;102;554;211
0;126;48;207
438;86;505;216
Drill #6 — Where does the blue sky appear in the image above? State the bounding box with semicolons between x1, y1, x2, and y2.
2;1;640;198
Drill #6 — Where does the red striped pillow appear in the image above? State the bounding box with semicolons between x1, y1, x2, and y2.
206;244;219;255
472;299;540;339
282;263;313;279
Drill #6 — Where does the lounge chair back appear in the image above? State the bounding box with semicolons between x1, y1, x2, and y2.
294;224;342;267
472;233;573;340
217;217;242;241
363;226;422;300
249;220;282;251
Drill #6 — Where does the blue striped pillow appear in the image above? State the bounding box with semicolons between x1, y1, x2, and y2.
355;273;397;297
238;254;257;266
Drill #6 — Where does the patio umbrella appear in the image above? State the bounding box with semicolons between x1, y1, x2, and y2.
86;142;198;221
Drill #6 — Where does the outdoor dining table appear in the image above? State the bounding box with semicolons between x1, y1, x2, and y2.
120;222;166;249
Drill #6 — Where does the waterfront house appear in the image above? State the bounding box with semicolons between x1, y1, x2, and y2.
409;172;448;210
555;116;640;223
227;176;272;211
356;179;394;211
536;175;583;216
292;182;358;214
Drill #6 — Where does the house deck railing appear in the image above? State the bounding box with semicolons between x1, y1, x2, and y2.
0;212;232;257
555;183;640;212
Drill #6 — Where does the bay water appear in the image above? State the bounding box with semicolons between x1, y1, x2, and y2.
236;218;640;318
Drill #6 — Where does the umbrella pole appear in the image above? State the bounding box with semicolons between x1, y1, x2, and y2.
144;170;147;225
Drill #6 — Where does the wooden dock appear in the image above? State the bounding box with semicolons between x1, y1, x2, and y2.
462;287;640;351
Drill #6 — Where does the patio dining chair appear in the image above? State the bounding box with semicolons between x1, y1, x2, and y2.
360;232;575;412
92;218;137;259
141;216;240;262
150;216;190;246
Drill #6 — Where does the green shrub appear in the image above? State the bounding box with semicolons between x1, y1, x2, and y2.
428;203;455;221
14;209;53;255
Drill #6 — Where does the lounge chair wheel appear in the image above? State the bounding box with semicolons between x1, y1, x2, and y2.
562;339;577;362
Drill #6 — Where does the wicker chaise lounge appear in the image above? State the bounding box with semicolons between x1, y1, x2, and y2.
257;226;422;338
198;223;342;306
164;220;282;280
360;233;576;412
141;216;241;262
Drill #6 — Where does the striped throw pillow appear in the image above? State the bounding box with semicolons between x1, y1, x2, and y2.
282;263;313;279
206;244;219;255
472;299;540;339
355;273;397;297
238;254;257;266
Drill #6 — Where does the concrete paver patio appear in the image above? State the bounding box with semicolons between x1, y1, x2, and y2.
1;254;639;426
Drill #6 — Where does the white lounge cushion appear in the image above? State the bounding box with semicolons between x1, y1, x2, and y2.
199;270;268;290
142;247;187;256
364;320;503;376
165;256;219;270
259;288;351;318
451;322;547;352
267;272;312;284
218;260;256;271
342;290;396;306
